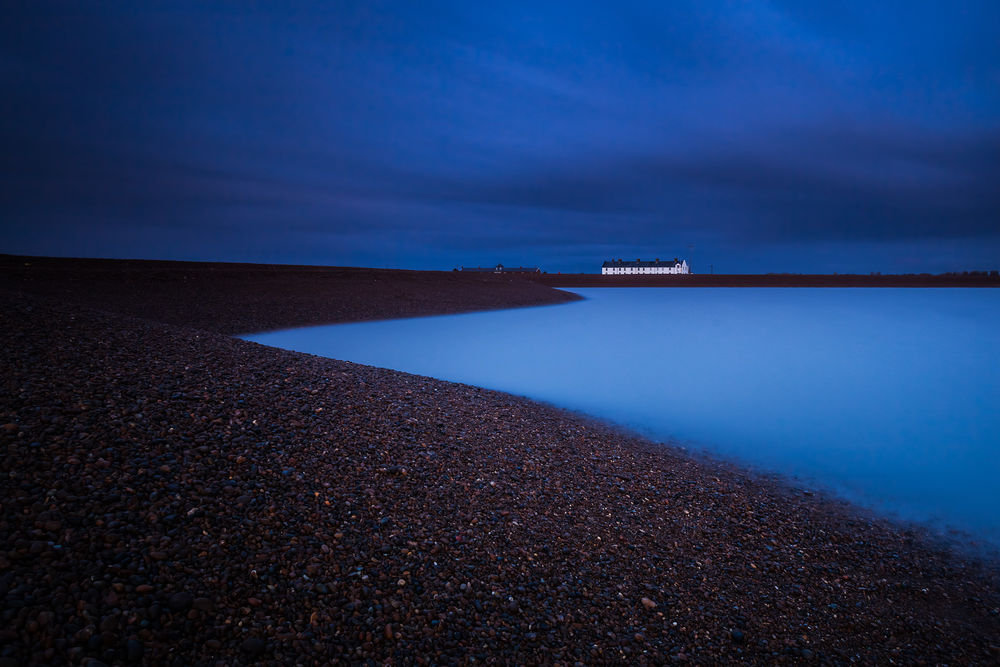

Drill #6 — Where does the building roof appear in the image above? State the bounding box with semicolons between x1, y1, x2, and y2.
602;258;683;268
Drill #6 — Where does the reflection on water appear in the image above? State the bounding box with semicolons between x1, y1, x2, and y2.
242;288;1000;545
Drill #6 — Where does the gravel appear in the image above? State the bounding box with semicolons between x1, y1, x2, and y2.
1;260;999;665
1;256;581;334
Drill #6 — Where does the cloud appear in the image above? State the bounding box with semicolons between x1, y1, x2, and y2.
396;118;999;241
2;1;998;270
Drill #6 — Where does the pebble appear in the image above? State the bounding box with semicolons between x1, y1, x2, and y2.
168;592;194;612
241;638;266;656
125;638;143;662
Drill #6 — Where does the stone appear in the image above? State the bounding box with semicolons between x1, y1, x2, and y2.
125;638;143;662
168;592;194;612
193;597;213;612
241;637;266;655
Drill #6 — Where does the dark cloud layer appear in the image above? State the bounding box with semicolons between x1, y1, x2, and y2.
2;0;998;272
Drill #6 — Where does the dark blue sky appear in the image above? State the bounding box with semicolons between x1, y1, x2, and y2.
3;1;998;273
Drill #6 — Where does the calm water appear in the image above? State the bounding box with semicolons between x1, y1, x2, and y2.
242;288;1000;545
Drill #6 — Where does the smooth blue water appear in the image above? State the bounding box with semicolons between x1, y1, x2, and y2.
242;288;1000;545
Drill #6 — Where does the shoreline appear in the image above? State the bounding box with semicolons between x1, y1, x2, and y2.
533;273;1000;288
1;255;582;334
2;257;999;664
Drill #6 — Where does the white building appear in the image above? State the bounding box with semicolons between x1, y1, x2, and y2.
601;258;690;275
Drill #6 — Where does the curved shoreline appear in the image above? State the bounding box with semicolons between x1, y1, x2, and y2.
1;255;582;334
2;258;999;664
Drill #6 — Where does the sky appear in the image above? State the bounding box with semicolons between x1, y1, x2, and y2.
2;1;998;273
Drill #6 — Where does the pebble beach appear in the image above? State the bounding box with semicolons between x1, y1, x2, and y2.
2;258;999;665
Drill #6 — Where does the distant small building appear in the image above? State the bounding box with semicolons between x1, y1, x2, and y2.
459;264;541;274
601;258;690;275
